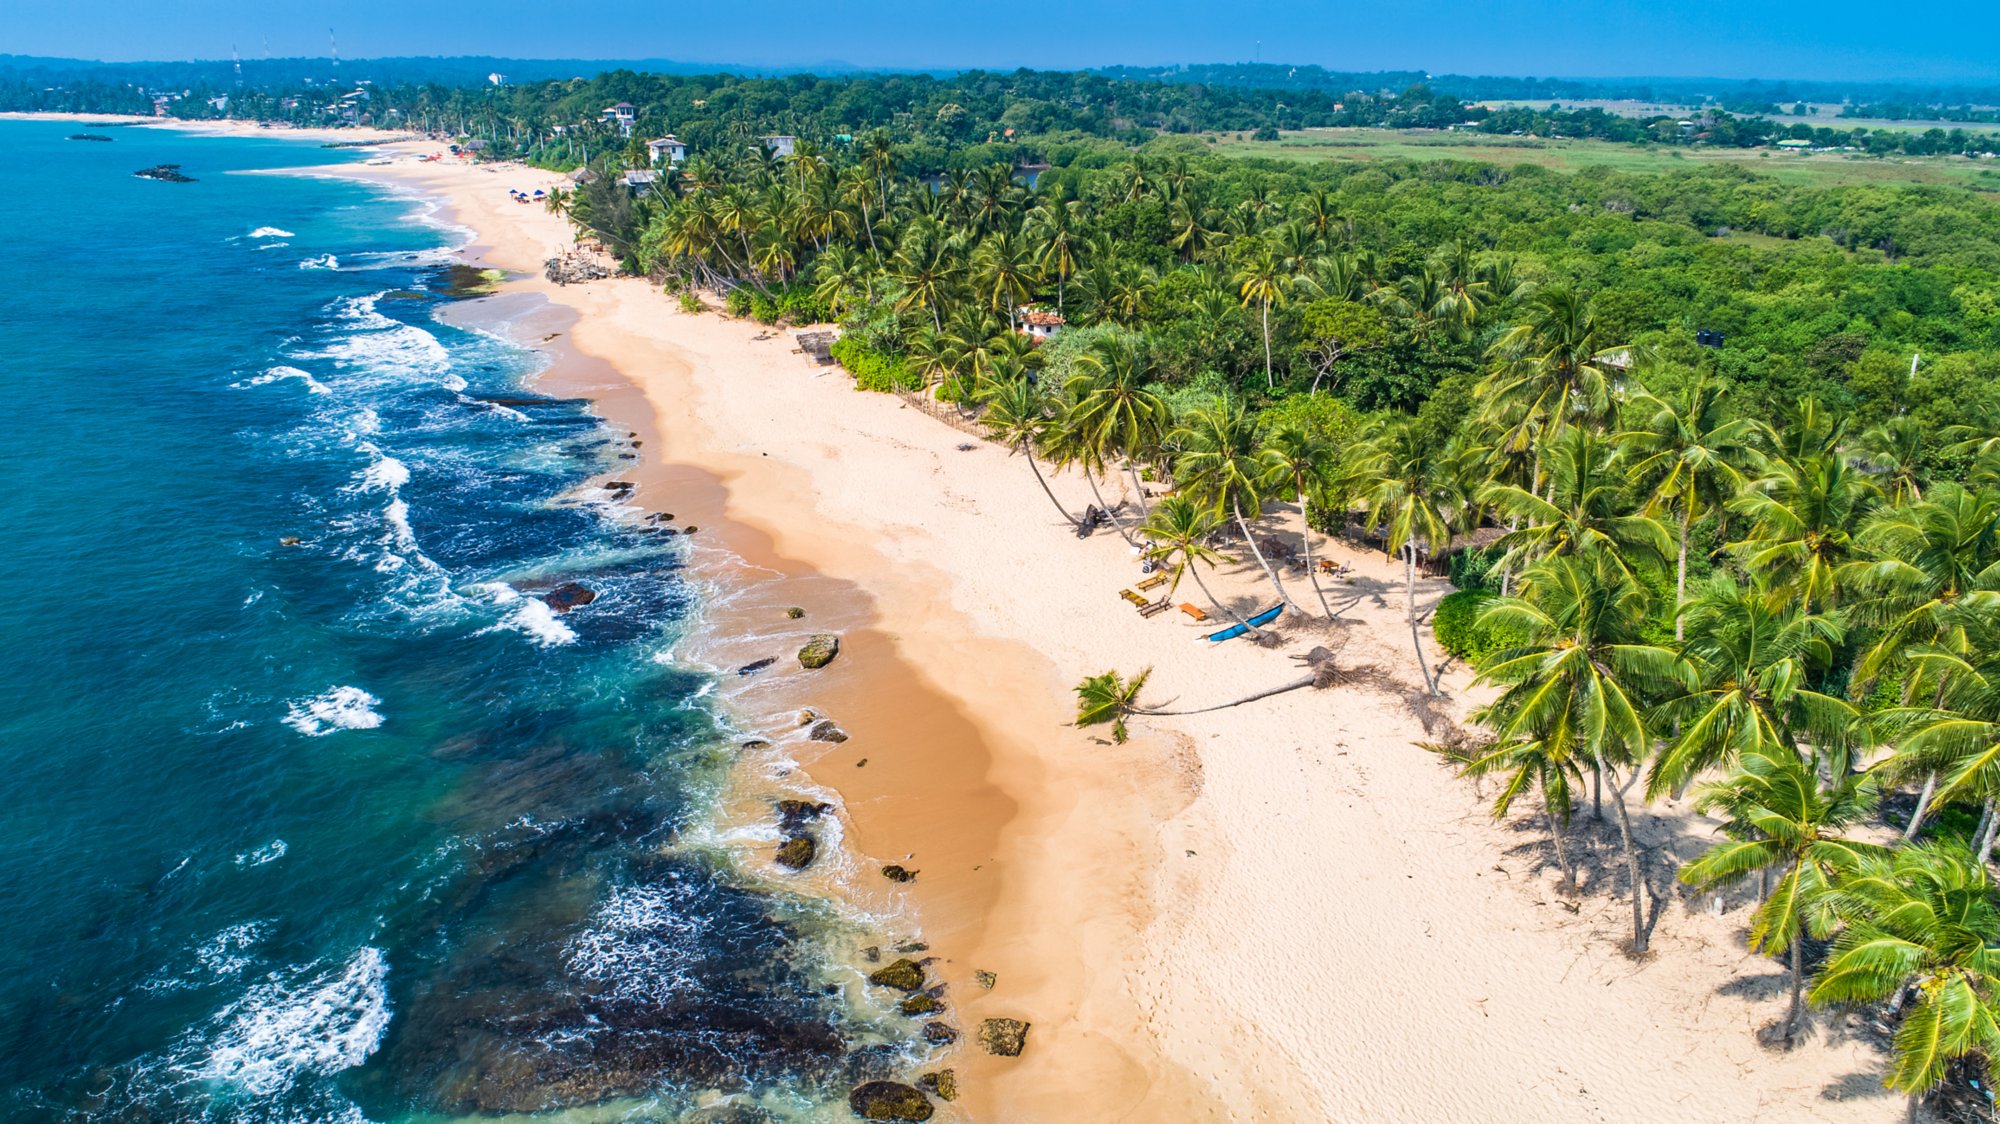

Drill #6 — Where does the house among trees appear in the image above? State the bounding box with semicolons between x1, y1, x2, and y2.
603;102;637;136
762;135;796;158
620;169;661;196
1018;308;1065;341
646;135;687;167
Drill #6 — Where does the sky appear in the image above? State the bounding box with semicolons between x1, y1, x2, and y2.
6;0;1996;83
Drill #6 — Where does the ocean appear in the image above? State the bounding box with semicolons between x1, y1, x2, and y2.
0;121;901;1121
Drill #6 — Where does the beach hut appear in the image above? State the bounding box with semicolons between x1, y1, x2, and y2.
794;330;838;365
1017;308;1065;342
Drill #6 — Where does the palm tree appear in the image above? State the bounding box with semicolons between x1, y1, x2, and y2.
1619;376;1761;639
1262;423;1342;619
1480;426;1672;584
1234;248;1287;388
972;230;1037;329
1140;495;1251;628
977;368;1077;530
1812;843;2000;1106
891;222;962;331
1730;448;1879;614
1479;286;1631;490
1650;576;1859;798
1067;331;1168;518
1466;555;1683;950
1172;400;1296;613
1026;197;1084;313
1357;419;1468;696
1680;746;1887;1046
1880;630;2000;859
1855;415;1929;505
1075;668;1152;743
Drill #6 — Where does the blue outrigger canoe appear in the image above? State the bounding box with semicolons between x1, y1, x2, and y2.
1199;603;1283;643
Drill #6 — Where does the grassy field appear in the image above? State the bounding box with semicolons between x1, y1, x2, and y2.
1478;98;2000;134
1214;127;2000;189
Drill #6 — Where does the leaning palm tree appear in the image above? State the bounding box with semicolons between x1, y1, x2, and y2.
1812;842;2000;1108
1357;419;1468;695
977;366;1077;530
1619;376;1761;639
1680;746;1887;1046
1262;423;1343;619
1466;554;1683;951
1140;495;1251;628
1066;331;1169;523
1075;667;1152;743
1171;400;1295;612
1880;630;2000;860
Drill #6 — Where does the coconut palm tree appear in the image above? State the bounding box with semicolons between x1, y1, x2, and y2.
977;367;1077;530
1680;746;1887;1046
1075;668;1151;743
1855;415;1929;505
972;230;1037;329
1234;247;1287;388
1619;376;1761;639
1481;426;1673;584
1650;576;1859;799
1879;629;2000;860
1812;842;2000;1106
1730;448;1880;614
1172;400;1296;612
1466;554;1683;951
1139;495;1250;628
1026;197;1084;313
1262;423;1343;619
1357;419;1468;696
1067;331;1168;517
1479;285;1631;491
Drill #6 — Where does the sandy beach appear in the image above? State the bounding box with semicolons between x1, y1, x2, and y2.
279;133;1913;1122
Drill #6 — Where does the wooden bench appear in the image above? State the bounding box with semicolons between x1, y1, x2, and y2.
1137;573;1169;591
1119;589;1151;609
1138;599;1172;618
1179;602;1208;622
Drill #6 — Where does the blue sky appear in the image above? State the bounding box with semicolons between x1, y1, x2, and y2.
7;0;1996;82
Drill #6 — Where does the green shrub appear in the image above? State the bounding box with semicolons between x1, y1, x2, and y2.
677;291;704;314
1448;545;1502;592
748;292;780;324
1433;589;1526;667
724;287;753;317
778;287;831;324
829;336;922;393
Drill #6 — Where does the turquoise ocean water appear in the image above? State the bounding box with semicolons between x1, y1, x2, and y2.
0;122;889;1122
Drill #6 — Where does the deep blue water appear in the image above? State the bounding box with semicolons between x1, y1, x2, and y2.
0;122;881;1122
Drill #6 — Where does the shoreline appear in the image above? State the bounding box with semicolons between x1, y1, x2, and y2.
306;137;1909;1122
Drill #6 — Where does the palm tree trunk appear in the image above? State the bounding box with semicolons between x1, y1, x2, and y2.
1979;798;2000;864
1905;772;1939;840
1592;764;1603;821
1184;564;1257;632
1298;491;1336;619
1137;674;1313;715
1234;499;1299;612
1406;541;1438;696
1972;796;1991;852
1609;771;1649;954
1676;505;1692;642
1548;807;1574;887
1261;300;1274;388
1785;932;1805;1046
1019;439;1078;528
1086;471;1138;547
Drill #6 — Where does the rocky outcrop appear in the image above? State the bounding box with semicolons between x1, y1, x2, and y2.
737;657;777;676
776;800;830;833
918;1069;959;1102
796;634;840;670
898;993;940;1015
922;1021;958;1046
973;970;997;990
866;958;925;992
134;163;195;182
881;865;918;883
807;720;848;744
774;835;817;870
977;1018;1030;1057
544;254;612;285
847;1081;934;1122
785;606;806;619
540;582;597;613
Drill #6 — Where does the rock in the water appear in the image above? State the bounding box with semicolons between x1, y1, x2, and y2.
923;1021;959;1046
134;163;195;182
797;633;840;670
777;799;831;833
740;739;772;750
797;709;819;727
899;993;940;1015
807;720;849;743
861;945;881;963
918;1068;959;1102
279;536;301;547
785;606;806;619
974;970;997;990
737;657;778;676
540;582;597;613
775;834;817;870
977;1017;1030;1057
847;1081;933;1122
881;865;918;883
866;958;925;992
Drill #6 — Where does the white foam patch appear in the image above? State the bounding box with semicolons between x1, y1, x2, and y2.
234;366;330;395
564;883;702;1005
473;582;577;647
283;687;383;737
195;921;270;978
247;226;295;239
298;253;339;270
352;443;410;492
235;839;288;867
197;947;391;1098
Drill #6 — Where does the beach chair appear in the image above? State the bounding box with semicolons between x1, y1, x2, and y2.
1137;573;1168;592
1178;603;1208;622
1139;599;1173;618
1317;558;1337;575
1119;589;1150;610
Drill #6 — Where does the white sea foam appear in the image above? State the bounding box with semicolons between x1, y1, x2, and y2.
234;839;288;867
195;921;270;978
298;253;339;270
473;582;577;647
352;443;410;492
282;687;383;737
564;882;703;1004
197;947;391;1098
234;366;330;395
247;226;295;239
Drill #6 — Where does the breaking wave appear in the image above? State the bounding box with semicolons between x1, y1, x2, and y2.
282;687;383;737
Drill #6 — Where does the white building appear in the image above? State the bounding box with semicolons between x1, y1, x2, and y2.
646;135;687;167
603;102;637;137
487;72;508;86
1018;308;1065;341
762;134;796;158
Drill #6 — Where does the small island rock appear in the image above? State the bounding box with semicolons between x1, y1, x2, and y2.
866;958;925;992
977;1017;1030;1057
918;1069;959;1102
797;633;840;670
541;582;597;613
807;720;849;743
775;835;817;870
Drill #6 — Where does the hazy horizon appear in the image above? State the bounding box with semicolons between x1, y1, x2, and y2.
7;0;1997;84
